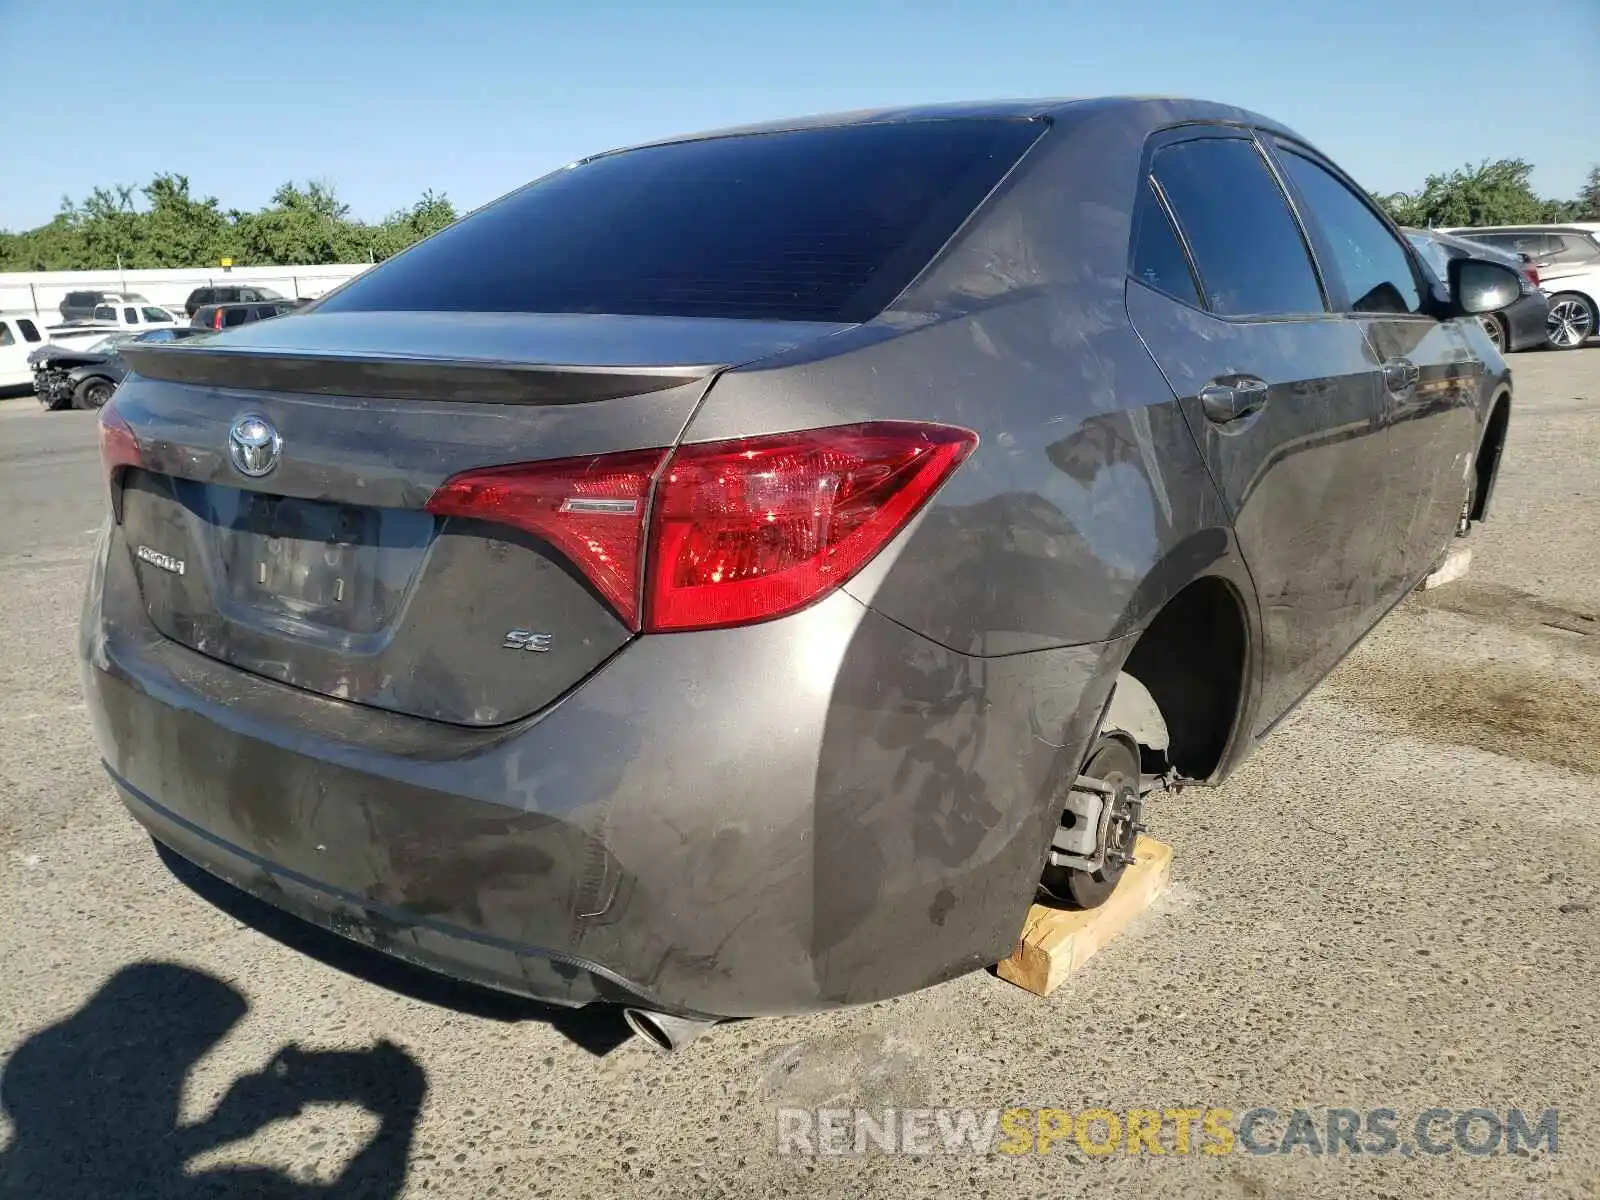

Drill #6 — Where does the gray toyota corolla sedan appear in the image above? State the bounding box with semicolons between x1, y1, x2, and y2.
83;97;1518;1048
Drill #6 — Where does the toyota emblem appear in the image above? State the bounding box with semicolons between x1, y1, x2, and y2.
228;414;282;478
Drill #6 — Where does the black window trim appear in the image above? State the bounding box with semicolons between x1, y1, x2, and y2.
1130;123;1334;323
1264;135;1438;322
1127;175;1205;310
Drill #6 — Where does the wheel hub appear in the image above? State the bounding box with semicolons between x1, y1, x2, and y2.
1548;300;1594;348
1101;781;1143;870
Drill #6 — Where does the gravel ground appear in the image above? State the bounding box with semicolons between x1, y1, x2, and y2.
1;349;1596;1199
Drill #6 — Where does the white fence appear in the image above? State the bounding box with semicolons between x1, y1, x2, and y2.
0;264;375;318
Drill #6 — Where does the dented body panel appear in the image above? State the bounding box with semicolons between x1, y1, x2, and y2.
81;97;1511;1018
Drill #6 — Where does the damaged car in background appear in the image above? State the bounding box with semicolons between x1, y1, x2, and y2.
83;97;1517;1052
31;327;212;410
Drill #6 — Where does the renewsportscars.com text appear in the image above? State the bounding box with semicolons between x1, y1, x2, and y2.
775;1106;1559;1158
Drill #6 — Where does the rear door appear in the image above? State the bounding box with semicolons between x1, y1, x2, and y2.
1270;142;1481;590
1124;130;1397;732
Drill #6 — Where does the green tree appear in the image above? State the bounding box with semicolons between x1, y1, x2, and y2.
1382;158;1555;228
1576;165;1600;221
139;174;231;267
0;174;456;271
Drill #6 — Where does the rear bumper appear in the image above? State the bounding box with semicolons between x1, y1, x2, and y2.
112;767;649;1010
82;521;1126;1018
1502;293;1551;352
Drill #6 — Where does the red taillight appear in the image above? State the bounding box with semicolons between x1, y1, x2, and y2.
425;448;668;628
1524;265;1540;287
425;422;976;634
646;423;976;632
99;404;141;476
98;403;142;516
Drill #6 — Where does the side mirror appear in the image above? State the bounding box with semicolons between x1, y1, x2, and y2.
1447;257;1523;315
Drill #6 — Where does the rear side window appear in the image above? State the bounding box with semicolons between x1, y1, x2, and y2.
17;319;39;342
94;306;117;321
123;307;139;324
1489;232;1552;257
1551;234;1600;265
1277;151;1421;315
1129;180;1201;306
318;119;1044;322
1152;138;1325;317
223;308;250;327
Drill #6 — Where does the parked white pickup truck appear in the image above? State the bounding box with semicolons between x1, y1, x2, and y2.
0;313;49;391
73;301;183;330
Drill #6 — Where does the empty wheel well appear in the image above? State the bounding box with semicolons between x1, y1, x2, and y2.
1470;393;1511;522
1119;576;1247;780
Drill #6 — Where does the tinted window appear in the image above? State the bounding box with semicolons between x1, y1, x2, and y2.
319;119;1043;322
1551;234;1600;265
190;289;212;306
222;308;250;327
1152;138;1324;317
1277;151;1421;315
1130;180;1200;306
94;306;117;321
123;307;139;324
1490;232;1551;257
0;325;12;347
17;319;39;342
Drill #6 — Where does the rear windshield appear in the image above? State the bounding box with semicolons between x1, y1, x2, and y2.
317;118;1043;323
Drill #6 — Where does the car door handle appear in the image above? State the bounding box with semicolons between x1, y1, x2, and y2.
1198;376;1269;424
1382;358;1420;394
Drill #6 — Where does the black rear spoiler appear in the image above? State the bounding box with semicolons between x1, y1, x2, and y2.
119;343;716;406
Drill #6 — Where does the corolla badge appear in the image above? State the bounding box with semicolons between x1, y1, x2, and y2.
228;413;282;477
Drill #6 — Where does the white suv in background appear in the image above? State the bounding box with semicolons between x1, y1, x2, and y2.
1443;224;1600;349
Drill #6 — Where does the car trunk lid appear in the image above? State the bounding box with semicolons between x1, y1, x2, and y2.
110;311;851;725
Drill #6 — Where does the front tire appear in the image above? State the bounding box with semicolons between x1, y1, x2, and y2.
1479;313;1507;354
1546;293;1595;350
73;377;114;410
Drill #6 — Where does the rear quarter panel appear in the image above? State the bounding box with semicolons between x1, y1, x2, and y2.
687;100;1254;659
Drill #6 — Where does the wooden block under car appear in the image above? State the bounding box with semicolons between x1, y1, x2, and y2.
1422;545;1472;590
996;836;1172;998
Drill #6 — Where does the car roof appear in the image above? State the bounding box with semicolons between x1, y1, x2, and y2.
609;96;1300;156
1445;224;1597;236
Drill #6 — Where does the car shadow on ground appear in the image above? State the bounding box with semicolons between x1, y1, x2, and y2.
0;961;425;1199
153;840;634;1057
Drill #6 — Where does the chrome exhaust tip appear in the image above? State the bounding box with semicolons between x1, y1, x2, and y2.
623;1008;719;1052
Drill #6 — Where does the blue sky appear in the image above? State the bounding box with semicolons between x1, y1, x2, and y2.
2;0;1595;231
